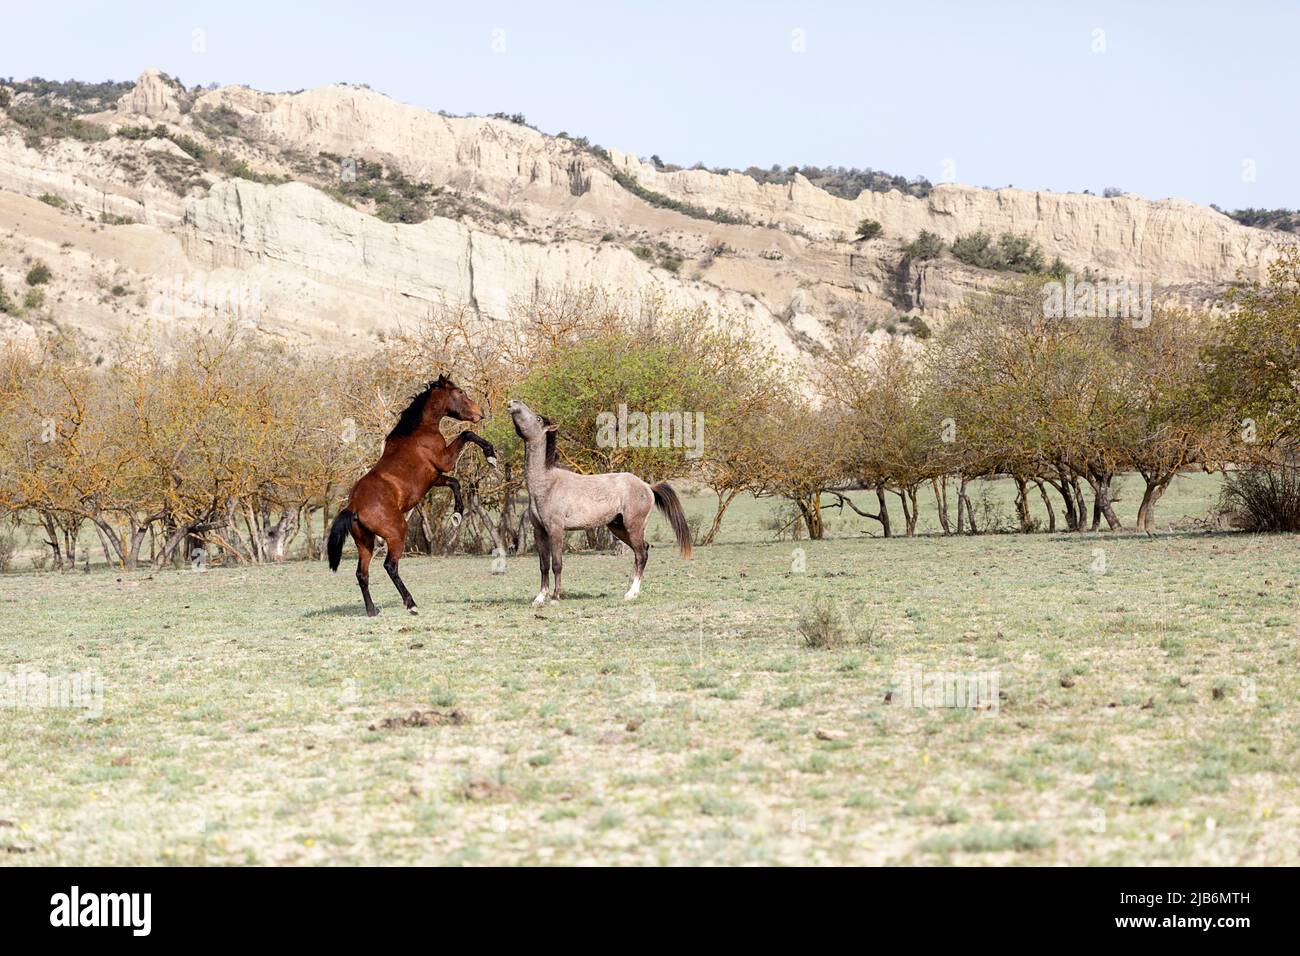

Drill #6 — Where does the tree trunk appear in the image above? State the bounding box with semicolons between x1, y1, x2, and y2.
1013;475;1032;532
40;512;64;570
958;477;977;534
701;487;740;546
470;487;507;556
955;477;967;534
796;495;824;540
898;486;918;536
933;477;952;534
514;510;529;556
1135;475;1170;532
1084;470;1122;531
1035;479;1056;532
1070;476;1088;531
875;484;892;538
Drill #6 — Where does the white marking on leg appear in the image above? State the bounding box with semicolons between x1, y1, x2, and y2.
533;591;547;607
624;576;642;600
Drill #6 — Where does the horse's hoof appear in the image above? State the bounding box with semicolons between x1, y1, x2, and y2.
487;456;499;470
407;606;419;616
366;608;379;618
532;593;547;607
450;512;462;528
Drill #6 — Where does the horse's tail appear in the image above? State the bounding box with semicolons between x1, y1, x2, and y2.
652;483;693;559
327;509;355;572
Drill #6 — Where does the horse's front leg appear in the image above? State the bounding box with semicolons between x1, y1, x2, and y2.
438;432;497;471
532;518;551;606
462;431;498;468
432;473;464;526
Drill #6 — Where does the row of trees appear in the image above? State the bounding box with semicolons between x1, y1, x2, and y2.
1;248;1298;570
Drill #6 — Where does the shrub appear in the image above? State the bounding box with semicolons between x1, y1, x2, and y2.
901;230;945;262
950;231;1045;273
995;233;1042;271
1103;186;1124;198
26;262;52;286
317;152;433;223
5;78;133;112
901;315;932;339
38;193;68;210
739;163;932;200
1217;206;1300;234
856;219;883;240
193;105;244;138
9;104;112;145
1219;463;1300;532
116;124;168;140
608;168;750;225
797;596;853;649
23;287;44;310
0;285;17;315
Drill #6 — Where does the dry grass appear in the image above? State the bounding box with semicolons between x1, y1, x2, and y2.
1;480;1297;865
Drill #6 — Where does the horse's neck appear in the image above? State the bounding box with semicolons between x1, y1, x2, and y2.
523;440;552;489
414;412;449;450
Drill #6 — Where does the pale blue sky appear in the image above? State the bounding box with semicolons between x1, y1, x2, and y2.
3;0;1295;208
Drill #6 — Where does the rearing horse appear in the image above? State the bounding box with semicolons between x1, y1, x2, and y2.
327;375;496;616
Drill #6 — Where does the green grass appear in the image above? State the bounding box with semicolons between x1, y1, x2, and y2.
1;473;1297;864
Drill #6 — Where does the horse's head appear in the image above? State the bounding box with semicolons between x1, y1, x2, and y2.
432;374;484;423
507;399;556;444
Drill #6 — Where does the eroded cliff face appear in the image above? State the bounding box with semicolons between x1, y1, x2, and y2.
0;68;1292;357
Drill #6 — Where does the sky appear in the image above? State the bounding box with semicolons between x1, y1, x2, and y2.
3;0;1296;209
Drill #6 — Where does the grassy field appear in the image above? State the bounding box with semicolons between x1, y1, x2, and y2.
2;473;1298;865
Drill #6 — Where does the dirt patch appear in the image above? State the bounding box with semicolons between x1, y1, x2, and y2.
368;708;470;731
459;778;516;802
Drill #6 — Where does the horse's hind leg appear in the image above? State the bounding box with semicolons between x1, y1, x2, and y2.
382;531;418;614
432;473;464;526
352;523;379;617
607;515;638;599
621;515;650;601
547;522;565;602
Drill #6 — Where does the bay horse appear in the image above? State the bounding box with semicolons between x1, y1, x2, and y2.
328;375;496;616
508;399;692;605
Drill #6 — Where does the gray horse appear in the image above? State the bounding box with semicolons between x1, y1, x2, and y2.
508;399;693;605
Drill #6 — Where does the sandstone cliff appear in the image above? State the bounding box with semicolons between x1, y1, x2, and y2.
0;69;1292;357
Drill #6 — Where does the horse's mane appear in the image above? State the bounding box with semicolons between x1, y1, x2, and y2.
388;375;448;439
513;411;563;468
543;423;559;468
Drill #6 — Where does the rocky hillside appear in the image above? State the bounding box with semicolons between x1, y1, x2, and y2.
0;69;1293;359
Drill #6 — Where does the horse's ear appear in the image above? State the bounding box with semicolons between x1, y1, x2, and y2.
540;416;558;432
435;373;449;387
